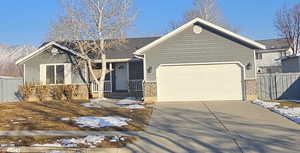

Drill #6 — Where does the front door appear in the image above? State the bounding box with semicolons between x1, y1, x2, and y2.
115;63;128;91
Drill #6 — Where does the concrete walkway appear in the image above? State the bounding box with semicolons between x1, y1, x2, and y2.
1;101;300;153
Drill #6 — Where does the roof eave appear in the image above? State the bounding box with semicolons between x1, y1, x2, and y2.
134;18;266;55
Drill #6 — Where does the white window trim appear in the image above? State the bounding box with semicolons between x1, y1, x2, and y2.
45;63;66;85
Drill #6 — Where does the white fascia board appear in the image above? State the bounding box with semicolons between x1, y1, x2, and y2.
16;41;56;65
134;18;266;55
16;42;88;65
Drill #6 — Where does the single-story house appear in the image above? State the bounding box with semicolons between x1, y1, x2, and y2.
16;18;266;102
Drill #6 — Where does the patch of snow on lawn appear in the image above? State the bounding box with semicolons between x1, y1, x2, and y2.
253;100;300;124
73;116;132;128
32;143;63;147
273;107;300;124
59;135;105;147
252;100;280;108
89;98;108;103
61;118;70;121
121;104;145;109
116;97;141;105
81;102;102;108
32;136;105;148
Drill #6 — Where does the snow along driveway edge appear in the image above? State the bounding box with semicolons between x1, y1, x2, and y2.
252;100;300;124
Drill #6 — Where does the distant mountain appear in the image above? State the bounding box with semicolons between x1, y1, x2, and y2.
0;44;36;64
0;43;37;77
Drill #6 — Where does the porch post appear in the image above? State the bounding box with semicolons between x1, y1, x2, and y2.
109;62;113;92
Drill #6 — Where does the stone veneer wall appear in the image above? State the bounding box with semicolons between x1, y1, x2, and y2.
144;82;157;103
245;79;257;101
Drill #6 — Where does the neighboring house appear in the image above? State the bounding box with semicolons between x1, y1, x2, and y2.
255;38;291;74
281;55;300;73
16;18;266;102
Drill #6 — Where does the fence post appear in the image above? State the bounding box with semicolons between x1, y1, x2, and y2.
274;74;278;99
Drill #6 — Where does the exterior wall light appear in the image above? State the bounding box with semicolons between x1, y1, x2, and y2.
246;63;252;70
147;66;153;74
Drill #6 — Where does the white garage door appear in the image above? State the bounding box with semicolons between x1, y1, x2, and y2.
157;63;244;102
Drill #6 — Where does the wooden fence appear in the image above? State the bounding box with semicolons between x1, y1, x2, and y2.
0;77;23;102
257;73;300;100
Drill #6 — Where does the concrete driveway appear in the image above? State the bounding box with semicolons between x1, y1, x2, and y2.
123;101;300;153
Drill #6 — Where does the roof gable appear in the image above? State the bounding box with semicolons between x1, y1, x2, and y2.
134;18;266;55
16;42;81;65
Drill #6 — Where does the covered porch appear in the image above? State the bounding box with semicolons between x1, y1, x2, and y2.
91;60;144;98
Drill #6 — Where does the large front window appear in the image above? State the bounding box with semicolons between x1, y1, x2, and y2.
46;65;65;84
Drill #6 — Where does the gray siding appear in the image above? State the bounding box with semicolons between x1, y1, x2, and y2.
144;24;256;81
23;47;87;84
282;57;300;73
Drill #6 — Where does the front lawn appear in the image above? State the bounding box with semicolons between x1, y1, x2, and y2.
0;100;153;131
0;135;137;148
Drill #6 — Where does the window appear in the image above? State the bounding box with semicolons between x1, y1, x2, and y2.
256;53;262;60
46;65;65;84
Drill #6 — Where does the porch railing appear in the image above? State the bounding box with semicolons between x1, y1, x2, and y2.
92;79;144;93
92;80;112;93
129;80;144;92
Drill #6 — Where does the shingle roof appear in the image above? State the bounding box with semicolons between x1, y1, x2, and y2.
51;37;160;59
256;38;290;50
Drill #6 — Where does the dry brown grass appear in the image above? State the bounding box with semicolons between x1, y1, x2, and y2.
0;100;153;131
0;136;138;148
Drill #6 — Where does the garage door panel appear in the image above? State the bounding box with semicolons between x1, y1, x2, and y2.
157;63;243;102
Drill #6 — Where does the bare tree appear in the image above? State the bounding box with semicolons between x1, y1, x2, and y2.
48;0;136;98
170;0;238;32
275;4;300;55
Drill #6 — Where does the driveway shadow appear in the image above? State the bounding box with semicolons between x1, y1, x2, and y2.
124;102;300;153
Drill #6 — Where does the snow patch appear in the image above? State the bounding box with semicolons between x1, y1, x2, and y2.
59;135;105;147
116;97;141;105
72;116;132;128
90;98;108;103
273;107;300;124
61;118;70;121
121;104;145;109
32;136;105;148
253;100;300;124
81;103;102;108
32;143;62;147
252;100;280;108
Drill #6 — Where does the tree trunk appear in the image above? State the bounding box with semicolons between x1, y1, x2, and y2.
87;60;100;98
98;54;107;98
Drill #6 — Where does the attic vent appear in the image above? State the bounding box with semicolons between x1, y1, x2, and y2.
51;48;59;56
193;25;202;34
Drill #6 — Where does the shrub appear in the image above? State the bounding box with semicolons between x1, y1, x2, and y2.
63;85;73;102
36;85;50;102
18;83;35;101
52;86;65;100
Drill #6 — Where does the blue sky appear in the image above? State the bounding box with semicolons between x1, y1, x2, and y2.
0;0;298;46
